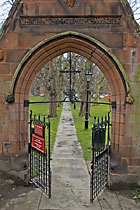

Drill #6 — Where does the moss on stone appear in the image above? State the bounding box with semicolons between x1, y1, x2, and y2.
131;64;140;137
135;65;140;83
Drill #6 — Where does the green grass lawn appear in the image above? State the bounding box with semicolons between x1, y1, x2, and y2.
29;97;111;161
30;96;50;115
29;96;63;155
71;100;111;161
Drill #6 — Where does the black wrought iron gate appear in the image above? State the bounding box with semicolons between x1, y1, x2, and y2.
90;113;111;203
25;98;113;202
29;110;51;198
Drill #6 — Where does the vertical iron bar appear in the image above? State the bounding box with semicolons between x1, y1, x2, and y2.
29;110;33;181
43;116;45;138
85;80;89;129
43;116;46;193
69;51;72;101
90;126;94;203
105;116;107;148
48;117;51;198
41;148;43;190
32;149;34;181
98;117;99;124
108;112;110;146
39;151;41;187
107;112;110;187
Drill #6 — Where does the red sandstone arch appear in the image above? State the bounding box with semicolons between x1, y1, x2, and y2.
12;33;128;102
9;32;129;167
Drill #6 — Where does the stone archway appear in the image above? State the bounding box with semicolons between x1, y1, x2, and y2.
7;32;129;179
0;0;140;185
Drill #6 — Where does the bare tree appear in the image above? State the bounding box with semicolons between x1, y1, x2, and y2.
0;0;15;26
31;52;109;117
91;65;108;102
128;0;140;23
31;56;64;117
76;58;90;116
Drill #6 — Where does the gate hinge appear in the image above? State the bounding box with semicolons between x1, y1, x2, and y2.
111;101;116;109
109;145;111;155
24;100;29;107
28;143;31;153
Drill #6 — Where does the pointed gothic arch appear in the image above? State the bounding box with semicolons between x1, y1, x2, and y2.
10;31;129;102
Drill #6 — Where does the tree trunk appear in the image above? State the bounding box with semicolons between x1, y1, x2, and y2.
78;102;86;117
49;94;57;117
94;86;100;102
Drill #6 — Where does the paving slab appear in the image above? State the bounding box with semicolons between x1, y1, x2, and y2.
117;194;140;210
1;189;42;210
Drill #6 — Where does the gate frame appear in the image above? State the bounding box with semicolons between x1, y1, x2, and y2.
90;113;111;203
29;110;51;198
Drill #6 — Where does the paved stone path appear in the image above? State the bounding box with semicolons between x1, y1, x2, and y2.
2;102;140;210
39;101;94;210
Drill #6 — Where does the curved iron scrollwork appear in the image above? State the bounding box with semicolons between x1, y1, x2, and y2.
5;95;15;103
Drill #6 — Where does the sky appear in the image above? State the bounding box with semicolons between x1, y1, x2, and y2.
0;0;140;28
0;0;12;27
129;0;140;22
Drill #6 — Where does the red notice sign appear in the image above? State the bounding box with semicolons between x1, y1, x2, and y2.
32;134;46;153
34;123;44;137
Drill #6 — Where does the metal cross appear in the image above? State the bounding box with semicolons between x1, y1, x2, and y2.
60;52;80;101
